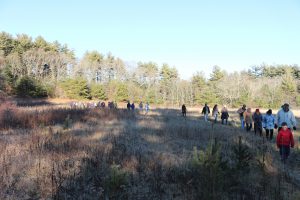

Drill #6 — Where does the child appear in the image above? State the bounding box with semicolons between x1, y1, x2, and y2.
276;122;294;163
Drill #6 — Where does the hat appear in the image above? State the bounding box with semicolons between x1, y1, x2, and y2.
281;122;288;126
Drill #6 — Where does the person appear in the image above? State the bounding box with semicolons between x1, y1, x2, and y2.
201;103;210;122
139;101;143;111
276;122;294;163
127;101;131;110
275;103;296;131
114;101;118;109
182;104;187;117
212;104;220;123
263;109;275;140
131;102;135;111
221;105;229;125
244;108;252;132
252;108;263;136
108;101;114;109
237;104;246;129
145;102;150;114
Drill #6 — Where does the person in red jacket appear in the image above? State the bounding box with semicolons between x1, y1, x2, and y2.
276;122;294;163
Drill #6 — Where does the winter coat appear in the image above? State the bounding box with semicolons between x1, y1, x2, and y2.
276;109;296;128
252;112;263;126
244;111;252;123
212;108;219;117
237;107;246;118
182;105;187;113
221;111;229;119
263;114;275;129
276;129;294;147
202;106;210;115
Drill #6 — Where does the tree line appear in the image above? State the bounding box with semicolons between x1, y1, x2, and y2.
0;31;300;108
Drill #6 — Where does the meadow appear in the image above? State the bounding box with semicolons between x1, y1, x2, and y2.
0;99;300;200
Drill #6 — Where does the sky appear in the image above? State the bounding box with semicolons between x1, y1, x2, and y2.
1;0;300;79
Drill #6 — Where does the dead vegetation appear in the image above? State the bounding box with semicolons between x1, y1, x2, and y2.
0;101;300;199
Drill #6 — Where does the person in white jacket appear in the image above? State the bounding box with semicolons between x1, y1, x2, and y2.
275;103;297;131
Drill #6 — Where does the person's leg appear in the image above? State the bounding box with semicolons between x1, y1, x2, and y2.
285;146;291;160
270;129;274;140
259;127;262;137
266;129;270;139
204;114;208;122
279;145;284;161
254;123;257;135
246;123;249;131
241;117;244;129
225;118;228;125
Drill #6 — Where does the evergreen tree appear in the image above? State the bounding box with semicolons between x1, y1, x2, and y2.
90;83;107;100
60;78;91;99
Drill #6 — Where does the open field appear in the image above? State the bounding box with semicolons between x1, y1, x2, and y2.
1;99;300;199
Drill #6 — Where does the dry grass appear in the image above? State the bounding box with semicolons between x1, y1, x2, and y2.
0;100;300;199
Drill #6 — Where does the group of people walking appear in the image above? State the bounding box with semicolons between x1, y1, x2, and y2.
237;104;296;133
182;102;297;163
237;103;296;163
127;101;150;113
200;103;230;125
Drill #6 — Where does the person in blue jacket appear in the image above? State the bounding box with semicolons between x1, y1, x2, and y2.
263;109;275;140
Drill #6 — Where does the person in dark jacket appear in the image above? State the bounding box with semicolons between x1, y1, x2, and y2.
182;104;187;117
252;109;263;136
201;103;210;122
127;101;131;110
221;105;229;125
276;122;294;163
131;102;135;111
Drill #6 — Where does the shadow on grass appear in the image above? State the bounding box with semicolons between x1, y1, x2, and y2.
1;104;299;199
47;108;300;199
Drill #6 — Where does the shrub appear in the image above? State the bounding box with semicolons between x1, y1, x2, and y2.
191;139;229;200
90;83;107;100
105;164;128;197
16;76;48;97
0;101;19;129
116;83;129;102
60;78;91;99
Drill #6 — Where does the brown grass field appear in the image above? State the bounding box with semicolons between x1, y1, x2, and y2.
0;99;300;199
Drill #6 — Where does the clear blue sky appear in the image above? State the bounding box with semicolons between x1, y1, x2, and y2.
1;0;300;79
